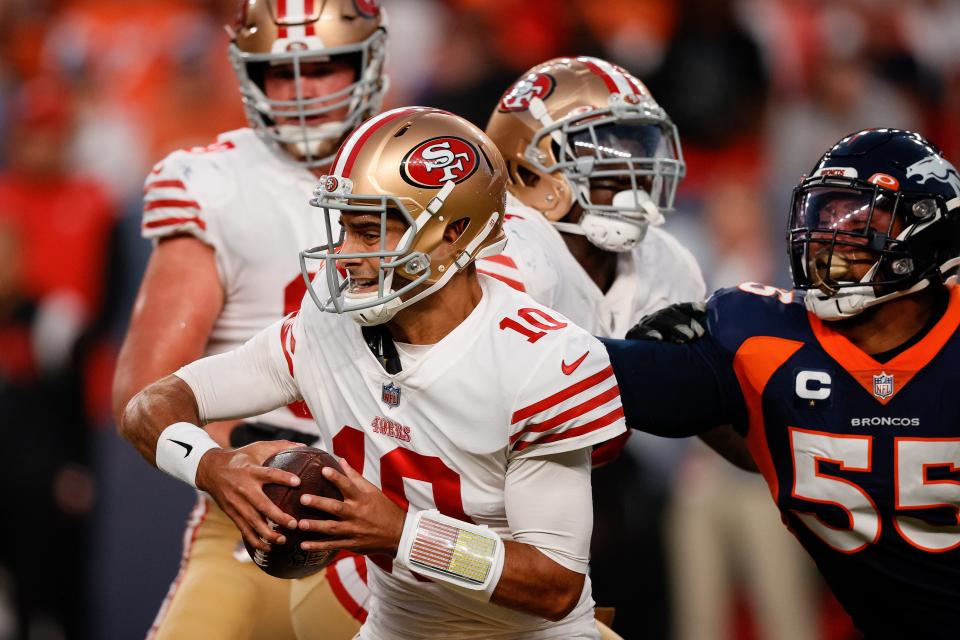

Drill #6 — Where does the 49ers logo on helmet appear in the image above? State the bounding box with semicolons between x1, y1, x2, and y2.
498;73;555;112
401;137;479;188
354;0;380;18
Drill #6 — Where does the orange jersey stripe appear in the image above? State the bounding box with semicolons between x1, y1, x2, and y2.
732;336;805;501
808;285;960;405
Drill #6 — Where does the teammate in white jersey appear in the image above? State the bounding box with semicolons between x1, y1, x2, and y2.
478;58;754;636
120;108;627;639
112;1;386;637
481;56;705;334
479;57;755;467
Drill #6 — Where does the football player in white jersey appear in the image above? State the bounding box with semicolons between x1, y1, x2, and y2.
119;108;627;640
112;1;385;638
481;56;705;334
479;58;756;635
479;57;757;468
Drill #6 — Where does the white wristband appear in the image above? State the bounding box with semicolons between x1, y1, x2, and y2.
396;509;505;599
155;422;221;488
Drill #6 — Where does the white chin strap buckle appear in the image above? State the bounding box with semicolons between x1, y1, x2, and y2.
578;190;663;253
612;189;664;226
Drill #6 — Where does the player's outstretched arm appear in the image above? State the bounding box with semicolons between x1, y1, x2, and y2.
600;334;746;437
618;302;758;470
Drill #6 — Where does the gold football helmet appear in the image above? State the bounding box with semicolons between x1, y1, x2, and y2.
486;56;684;252
300;107;507;325
227;0;387;169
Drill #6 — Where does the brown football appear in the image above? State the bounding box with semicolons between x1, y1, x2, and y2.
243;447;344;579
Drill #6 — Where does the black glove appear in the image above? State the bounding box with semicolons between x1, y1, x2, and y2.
625;301;707;343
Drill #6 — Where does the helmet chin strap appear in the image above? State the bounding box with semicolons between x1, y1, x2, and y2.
806;278;930;321
806;256;960;321
343;181;495;327
344;268;403;326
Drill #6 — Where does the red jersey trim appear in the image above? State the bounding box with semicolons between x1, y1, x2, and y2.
807;285;960;405
482;254;518;269
143;216;207;231
733;336;804;502
477;269;525;292
325;559;369;623
144;198;201;211
510;383;620;444
513;406;624;452
143;180;187;193
280;312;299;376
591;430;631;467
512;365;615;424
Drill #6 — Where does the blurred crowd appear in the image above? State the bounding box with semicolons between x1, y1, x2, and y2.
1;0;958;638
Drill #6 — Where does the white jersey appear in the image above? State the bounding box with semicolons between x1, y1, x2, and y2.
184;276;626;639
142;128;326;434
479;193;706;337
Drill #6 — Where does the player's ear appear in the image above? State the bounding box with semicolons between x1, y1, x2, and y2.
443;217;469;244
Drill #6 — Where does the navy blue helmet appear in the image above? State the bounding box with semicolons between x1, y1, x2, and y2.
788;129;960;319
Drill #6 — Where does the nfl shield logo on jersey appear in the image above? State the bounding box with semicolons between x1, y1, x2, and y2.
872;372;894;400
382;382;401;408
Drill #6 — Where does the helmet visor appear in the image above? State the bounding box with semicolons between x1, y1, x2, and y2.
789;184;908;293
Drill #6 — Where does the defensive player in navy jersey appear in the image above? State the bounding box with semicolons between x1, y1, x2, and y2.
603;129;960;639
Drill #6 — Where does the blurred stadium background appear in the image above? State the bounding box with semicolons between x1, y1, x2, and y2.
0;0;957;638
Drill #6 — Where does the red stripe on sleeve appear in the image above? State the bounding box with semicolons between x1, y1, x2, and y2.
143;216;207;231
144;199;201;211
510;383;620;444
144;180;186;193
477;269;526;292
512;365;614;424
513;406;625;452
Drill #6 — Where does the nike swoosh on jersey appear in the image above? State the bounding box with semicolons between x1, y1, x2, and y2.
169;439;194;457
561;351;590;375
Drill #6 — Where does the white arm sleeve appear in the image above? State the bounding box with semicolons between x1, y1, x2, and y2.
504;447;593;574
175;318;302;423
